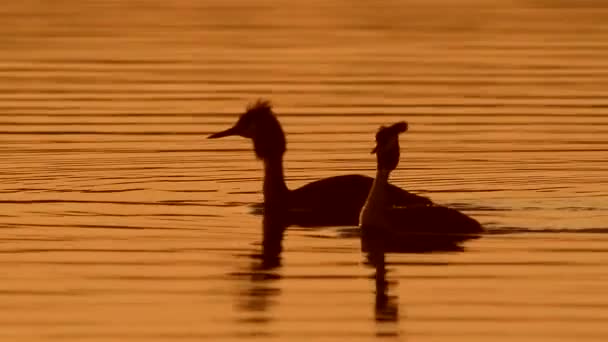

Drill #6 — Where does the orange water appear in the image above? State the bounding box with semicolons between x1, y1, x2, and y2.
1;1;607;341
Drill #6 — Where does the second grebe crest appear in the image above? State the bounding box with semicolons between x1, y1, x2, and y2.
372;122;408;172
209;99;286;160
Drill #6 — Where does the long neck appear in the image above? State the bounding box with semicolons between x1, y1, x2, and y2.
263;156;288;203
261;155;288;258
359;146;399;229
364;168;392;209
359;167;392;228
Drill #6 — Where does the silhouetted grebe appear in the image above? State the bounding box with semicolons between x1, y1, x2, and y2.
208;100;431;227
359;122;483;253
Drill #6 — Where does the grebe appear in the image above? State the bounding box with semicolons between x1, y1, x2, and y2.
208;99;431;227
359;122;483;253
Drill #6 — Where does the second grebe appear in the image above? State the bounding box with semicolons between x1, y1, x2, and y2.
359;122;483;253
208;100;431;227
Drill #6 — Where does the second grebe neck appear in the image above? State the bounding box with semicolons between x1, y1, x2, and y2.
359;122;407;228
359;168;391;225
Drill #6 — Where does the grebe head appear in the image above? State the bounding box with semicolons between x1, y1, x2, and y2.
208;99;286;160
371;121;408;171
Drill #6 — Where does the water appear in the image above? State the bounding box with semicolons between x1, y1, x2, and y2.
1;1;608;341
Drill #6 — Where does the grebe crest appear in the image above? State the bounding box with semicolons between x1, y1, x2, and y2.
209;99;286;160
372;122;408;172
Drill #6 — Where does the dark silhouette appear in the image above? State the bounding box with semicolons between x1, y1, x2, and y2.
359;122;483;253
368;250;400;337
233;207;403;337
231;252;282;338
231;200;286;332
208;99;431;227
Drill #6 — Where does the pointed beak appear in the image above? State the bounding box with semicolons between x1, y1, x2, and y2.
208;125;240;139
371;144;379;154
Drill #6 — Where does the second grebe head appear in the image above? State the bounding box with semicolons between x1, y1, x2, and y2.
208;99;286;160
371;121;408;171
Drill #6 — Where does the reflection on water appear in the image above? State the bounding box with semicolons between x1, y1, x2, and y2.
232;222;406;339
1;0;608;341
233;255;282;338
369;252;400;338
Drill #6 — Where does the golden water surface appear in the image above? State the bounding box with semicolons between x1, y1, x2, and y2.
1;1;608;341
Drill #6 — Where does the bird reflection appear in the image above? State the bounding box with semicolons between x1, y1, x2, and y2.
234;222;406;338
364;238;466;338
232;210;286;336
234;253;281;313
232;250;283;337
369;252;396;321
367;250;401;337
